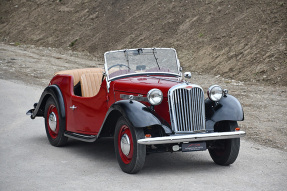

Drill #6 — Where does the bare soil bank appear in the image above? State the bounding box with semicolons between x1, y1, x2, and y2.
0;0;286;86
0;44;286;152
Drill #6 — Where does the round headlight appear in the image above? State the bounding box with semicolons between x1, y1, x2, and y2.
147;89;163;105
208;85;223;101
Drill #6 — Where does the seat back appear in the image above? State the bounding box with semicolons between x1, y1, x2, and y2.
80;73;103;97
55;68;104;86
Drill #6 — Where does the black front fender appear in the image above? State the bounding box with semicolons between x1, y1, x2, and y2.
105;100;172;134
98;100;172;138
110;100;165;128
205;94;244;123
31;85;65;119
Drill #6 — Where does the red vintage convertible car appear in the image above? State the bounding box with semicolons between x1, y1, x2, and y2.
27;48;245;173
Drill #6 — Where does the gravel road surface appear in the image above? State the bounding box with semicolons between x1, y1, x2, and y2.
0;79;286;191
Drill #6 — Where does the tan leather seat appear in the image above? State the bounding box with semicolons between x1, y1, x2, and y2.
55;68;104;86
80;73;103;97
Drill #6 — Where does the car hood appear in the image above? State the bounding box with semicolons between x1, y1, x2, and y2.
112;76;181;96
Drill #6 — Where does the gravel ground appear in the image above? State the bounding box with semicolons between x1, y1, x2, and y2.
0;43;286;151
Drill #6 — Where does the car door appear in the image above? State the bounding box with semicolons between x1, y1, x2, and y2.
66;84;108;135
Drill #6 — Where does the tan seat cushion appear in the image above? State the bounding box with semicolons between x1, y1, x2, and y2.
80;73;103;97
55;68;104;86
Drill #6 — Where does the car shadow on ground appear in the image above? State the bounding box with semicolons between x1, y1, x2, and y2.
142;153;221;175
31;135;226;174
64;137;117;162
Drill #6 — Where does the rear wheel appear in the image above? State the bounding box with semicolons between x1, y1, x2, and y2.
208;121;240;165
44;97;68;147
114;116;146;174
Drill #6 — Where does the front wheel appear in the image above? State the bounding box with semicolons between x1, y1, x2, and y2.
114;116;146;174
208;121;240;165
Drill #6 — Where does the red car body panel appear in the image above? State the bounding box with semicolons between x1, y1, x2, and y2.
111;76;178;96
50;75;108;135
49;74;178;135
111;76;179;124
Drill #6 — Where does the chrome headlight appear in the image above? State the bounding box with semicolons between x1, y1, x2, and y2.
207;85;223;101
147;89;163;105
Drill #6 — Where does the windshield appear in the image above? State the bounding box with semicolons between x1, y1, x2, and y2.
104;48;180;80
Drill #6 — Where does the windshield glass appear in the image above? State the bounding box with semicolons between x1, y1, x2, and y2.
104;48;179;80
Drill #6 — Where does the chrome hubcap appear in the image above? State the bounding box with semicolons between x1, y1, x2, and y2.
48;112;57;132
120;134;131;156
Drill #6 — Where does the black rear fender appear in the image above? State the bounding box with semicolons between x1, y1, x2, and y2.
31;85;65;120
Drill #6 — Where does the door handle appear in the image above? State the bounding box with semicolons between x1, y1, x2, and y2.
70;105;77;110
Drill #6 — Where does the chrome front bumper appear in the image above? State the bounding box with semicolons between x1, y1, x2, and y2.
137;131;246;145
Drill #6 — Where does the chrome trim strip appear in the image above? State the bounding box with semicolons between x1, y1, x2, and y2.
109;72;180;82
138;131;246;145
120;94;148;102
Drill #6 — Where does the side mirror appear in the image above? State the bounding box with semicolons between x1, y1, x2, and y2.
184;72;191;79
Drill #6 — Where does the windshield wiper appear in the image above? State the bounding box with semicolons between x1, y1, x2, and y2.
124;50;130;70
137;48;143;54
152;48;160;70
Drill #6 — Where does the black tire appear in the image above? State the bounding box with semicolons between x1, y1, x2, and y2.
208;121;240;165
44;97;68;147
114;116;146;174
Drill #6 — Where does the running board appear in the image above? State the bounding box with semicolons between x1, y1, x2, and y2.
138;131;246;145
64;131;97;142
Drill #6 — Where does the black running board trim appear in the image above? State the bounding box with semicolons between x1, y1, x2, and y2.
64;131;97;142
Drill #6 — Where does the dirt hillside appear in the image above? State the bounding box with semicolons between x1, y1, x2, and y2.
0;0;286;86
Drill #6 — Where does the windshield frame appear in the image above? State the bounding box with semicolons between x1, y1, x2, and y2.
104;48;181;82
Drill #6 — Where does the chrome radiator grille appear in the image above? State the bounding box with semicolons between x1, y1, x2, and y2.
168;84;206;133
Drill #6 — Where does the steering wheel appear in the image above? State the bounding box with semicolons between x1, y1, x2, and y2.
108;64;131;70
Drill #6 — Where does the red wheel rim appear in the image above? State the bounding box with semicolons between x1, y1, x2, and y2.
118;125;134;164
46;104;59;139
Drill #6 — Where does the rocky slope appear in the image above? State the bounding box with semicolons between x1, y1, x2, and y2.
0;0;286;85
